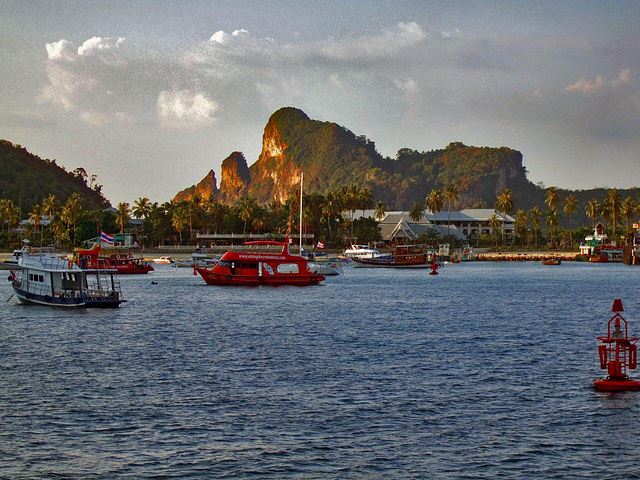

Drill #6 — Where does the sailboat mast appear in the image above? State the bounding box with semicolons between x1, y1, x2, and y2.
299;172;303;255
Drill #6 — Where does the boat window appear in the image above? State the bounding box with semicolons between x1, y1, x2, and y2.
218;260;232;268
29;273;33;281
240;262;257;269
276;263;299;274
39;275;44;283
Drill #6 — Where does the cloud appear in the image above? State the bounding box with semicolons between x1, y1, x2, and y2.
566;68;632;94
157;89;218;128
441;28;462;39
39;36;131;122
209;28;250;45
393;77;419;94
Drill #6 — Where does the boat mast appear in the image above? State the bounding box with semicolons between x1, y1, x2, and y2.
299;172;303;255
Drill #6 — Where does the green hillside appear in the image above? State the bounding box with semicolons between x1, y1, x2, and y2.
0;140;110;215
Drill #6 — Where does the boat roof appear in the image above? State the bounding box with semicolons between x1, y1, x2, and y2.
20;254;82;272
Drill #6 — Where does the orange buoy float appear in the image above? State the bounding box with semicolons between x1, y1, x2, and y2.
429;255;439;275
594;299;640;392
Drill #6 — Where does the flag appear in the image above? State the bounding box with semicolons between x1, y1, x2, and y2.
133;241;139;247
100;231;114;245
634;223;639;229
317;241;325;249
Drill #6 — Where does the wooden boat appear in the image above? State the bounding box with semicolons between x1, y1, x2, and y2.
74;244;154;274
8;253;125;307
541;257;562;265
195;241;324;286
352;244;428;268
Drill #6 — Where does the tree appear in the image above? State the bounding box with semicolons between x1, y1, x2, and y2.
409;202;423;223
621;197;635;234
545;187;559;211
43;194;59;223
425;189;442;219
29;203;42;244
495;187;514;245
607;189;621;238
514;209;528;246
374;200;386;223
61;193;83;245
529;207;541;248
171;204;188;245
237;196;257;236
322;191;342;242
585;199;599;228
489;213;501;247
563;193;578;246
133;197;152;219
443;183;459;237
546;209;559;247
115;202;131;235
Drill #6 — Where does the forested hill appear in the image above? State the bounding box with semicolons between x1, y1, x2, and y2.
0;140;110;214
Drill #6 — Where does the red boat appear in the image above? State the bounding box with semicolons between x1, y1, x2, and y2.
195;241;324;286
74;244;154;274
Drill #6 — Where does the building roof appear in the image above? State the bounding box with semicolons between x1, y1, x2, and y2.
424;208;515;223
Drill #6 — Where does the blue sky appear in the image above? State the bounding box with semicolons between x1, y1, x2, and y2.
2;0;640;204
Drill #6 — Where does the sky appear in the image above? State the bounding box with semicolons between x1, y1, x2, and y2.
2;0;640;205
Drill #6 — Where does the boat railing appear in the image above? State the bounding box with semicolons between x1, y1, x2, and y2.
32;255;74;271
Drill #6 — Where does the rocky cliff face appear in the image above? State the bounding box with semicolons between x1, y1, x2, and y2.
173;106;540;209
219;152;250;204
174;169;218;203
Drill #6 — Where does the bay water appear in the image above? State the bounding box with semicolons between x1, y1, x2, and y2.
1;262;639;478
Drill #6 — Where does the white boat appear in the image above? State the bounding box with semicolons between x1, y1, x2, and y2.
153;256;174;264
343;244;380;259
0;240;55;270
172;251;220;268
308;261;342;275
8;253;125;308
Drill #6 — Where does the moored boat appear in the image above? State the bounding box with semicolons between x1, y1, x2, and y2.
541;257;562;265
8;253;125;307
343;244;380;259
195;241;324;286
352;244;429;268
172;251;220;268
153;256;174;264
74;244;154;274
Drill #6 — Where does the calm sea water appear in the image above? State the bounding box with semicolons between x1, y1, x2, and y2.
1;261;640;479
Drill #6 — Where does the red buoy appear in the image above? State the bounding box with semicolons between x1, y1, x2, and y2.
594;299;640;392
429;254;439;275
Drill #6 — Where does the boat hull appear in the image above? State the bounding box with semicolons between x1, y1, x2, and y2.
196;268;324;286
12;286;86;307
352;258;427;268
84;264;154;274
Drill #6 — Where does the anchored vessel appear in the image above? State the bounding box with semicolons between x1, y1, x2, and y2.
353;244;429;268
195;241;325;286
594;299;640;391
74;244;154;274
8;253;125;307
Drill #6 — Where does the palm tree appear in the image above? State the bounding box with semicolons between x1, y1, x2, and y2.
133;197;152;219
322;191;342;242
514;209;528;246
621;197;635;234
563;193;578;246
489;213;501;247
171;205;188;245
358;186;374;217
374;200;386;223
443;183;459;237
409;202;423;223
529;207;541;248
237;196;257;237
546;209;559;247
29;203;42;244
43;194;58;222
425;189;442;220
62;193;83;245
585;199;599;228
115;202;131;235
495;187;514;245
86;209;103;236
545;187;559;211
607;188;621;237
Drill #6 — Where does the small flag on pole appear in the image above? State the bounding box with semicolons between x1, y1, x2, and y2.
634;223;639;229
100;231;114;245
317;241;325;249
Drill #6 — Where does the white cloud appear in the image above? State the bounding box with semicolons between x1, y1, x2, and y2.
78;36;125;55
45;39;76;61
393;77;419;94
320;22;426;60
566;68;632;94
209;31;229;44
157;90;218;128
441;28;462;39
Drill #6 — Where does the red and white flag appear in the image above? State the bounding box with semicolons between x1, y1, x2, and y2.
317;241;325;249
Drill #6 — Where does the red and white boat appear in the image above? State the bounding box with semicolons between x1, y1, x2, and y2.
74;244;154;274
195;241;324;286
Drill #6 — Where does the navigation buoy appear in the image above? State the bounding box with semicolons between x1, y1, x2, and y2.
429;255;439;275
594;299;640;392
